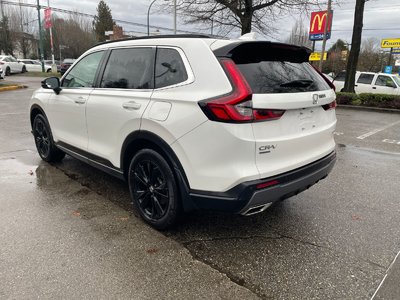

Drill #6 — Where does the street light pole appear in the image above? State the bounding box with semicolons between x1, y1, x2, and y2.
147;0;157;36
173;0;176;34
36;0;45;72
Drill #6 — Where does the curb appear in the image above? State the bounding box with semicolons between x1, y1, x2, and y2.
0;85;27;92
337;104;400;114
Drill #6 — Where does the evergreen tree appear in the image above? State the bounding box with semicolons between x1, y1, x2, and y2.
93;0;114;42
0;17;14;55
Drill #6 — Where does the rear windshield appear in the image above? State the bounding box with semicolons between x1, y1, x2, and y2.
236;61;330;94
334;71;346;82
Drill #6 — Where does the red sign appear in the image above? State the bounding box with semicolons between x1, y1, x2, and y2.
44;8;52;29
309;10;333;40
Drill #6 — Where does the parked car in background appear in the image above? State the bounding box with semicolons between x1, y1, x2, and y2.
19;59;52;73
60;58;76;74
0;55;26;75
44;60;61;72
0;67;5;79
322;73;334;82
333;71;400;95
31;34;336;229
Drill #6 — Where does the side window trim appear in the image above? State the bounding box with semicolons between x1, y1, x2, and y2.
154;46;194;90
61;50;105;89
97;46;156;91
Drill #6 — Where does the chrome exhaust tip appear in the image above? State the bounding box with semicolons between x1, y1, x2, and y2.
241;203;272;216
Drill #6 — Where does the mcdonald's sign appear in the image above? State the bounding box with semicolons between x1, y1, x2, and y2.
309;11;333;41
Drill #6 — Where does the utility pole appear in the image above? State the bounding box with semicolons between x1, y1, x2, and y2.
36;0;44;72
318;0;332;71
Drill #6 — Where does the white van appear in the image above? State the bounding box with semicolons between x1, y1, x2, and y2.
333;71;400;95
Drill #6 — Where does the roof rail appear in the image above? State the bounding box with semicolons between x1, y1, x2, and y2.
96;34;215;46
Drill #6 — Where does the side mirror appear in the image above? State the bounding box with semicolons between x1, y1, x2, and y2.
41;77;61;94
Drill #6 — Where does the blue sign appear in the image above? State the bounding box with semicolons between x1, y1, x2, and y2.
309;32;331;41
392;48;400;54
384;66;393;74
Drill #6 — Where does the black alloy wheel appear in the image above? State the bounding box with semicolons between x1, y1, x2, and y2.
129;149;180;230
33;114;65;162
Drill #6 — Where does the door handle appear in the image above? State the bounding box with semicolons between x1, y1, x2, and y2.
354;85;358;87
122;101;141;110
372;87;377;89
74;96;86;104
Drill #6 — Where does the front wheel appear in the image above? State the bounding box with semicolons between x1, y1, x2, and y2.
33;114;65;162
128;149;180;230
21;66;26;73
5;67;10;76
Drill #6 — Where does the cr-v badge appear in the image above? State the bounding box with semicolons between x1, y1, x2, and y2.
259;145;277;154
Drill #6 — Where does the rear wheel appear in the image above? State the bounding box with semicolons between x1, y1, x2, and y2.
33;114;65;162
21;65;26;73
128;149;180;230
5;67;10;76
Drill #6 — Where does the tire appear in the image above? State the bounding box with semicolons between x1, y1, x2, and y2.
128;149;181;230
47;68;51;73
340;88;344;92
33;114;65;162
5;67;10;76
21;66;26;73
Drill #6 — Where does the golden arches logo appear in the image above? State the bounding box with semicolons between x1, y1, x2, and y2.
311;13;327;32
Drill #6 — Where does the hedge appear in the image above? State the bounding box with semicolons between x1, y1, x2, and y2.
336;92;400;109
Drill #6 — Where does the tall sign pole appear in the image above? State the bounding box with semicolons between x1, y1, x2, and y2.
46;0;56;72
318;0;332;71
36;0;45;72
173;0;176;34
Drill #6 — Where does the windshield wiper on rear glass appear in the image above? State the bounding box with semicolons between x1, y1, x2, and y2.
279;79;314;88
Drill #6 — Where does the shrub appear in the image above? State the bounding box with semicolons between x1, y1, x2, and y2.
335;92;400;109
335;92;359;105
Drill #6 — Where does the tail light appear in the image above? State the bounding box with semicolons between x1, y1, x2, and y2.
199;58;285;123
0;62;4;65
322;100;337;110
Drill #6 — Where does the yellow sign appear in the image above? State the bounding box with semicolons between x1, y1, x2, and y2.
309;52;327;61
381;38;400;48
311;12;327;32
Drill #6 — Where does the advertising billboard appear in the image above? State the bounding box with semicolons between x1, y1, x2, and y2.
309;11;333;41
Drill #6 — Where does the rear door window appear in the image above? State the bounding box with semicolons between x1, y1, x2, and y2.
155;48;188;89
357;73;374;84
100;47;154;89
236;61;329;93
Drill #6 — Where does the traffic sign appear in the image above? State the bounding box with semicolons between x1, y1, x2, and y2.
392;48;400;54
381;39;400;48
384;66;393;74
309;11;333;41
309;52;327;61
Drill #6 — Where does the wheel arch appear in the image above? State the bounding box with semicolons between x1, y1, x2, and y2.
30;104;47;128
121;130;196;212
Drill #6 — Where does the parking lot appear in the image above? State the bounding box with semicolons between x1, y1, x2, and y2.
1;76;399;299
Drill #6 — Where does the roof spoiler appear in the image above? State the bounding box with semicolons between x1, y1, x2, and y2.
213;41;312;64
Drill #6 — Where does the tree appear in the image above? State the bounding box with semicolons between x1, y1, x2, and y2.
343;0;367;93
286;19;312;48
93;0;114;42
357;38;381;72
0;17;14;55
169;0;322;36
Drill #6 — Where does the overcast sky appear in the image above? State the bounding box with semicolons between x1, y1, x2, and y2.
45;0;400;49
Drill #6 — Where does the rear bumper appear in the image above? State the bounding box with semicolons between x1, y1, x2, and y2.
189;151;336;214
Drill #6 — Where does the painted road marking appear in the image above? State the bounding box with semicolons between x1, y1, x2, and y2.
382;139;400;145
371;250;400;299
357;120;400;140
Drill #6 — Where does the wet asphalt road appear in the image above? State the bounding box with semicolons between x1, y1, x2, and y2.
1;76;399;299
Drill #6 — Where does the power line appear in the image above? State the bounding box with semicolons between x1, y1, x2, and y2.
0;0;201;34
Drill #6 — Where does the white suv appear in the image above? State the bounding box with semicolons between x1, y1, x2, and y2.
30;35;337;229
